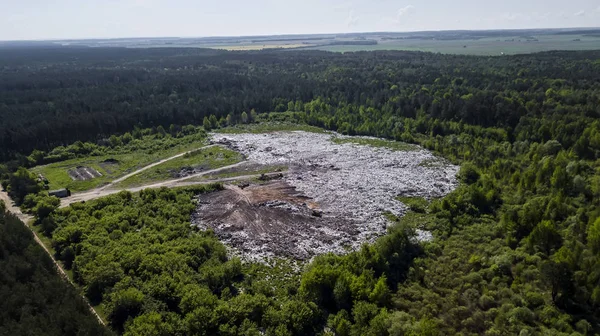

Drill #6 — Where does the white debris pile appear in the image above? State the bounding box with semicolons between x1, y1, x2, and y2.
209;131;459;259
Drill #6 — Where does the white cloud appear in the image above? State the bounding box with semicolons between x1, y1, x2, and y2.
383;5;416;25
346;10;359;27
397;5;415;19
574;10;586;17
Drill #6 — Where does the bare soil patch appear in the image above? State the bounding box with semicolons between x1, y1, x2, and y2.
194;181;357;260
67;166;102;181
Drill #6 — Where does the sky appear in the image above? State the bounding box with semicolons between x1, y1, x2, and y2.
2;0;600;40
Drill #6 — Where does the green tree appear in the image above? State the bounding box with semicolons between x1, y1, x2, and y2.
108;287;145;331
122;132;133;144
27;149;46;166
541;260;573;304
333;274;352;311
458;163;480;184
587;217;600;253
125;312;173;336
109;135;123;147
209;115;219;129
8;167;42;204
527;220;562;255
33;195;60;222
369;276;390;306
203;116;212;130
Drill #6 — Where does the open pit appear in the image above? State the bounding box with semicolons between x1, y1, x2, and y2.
192;131;459;261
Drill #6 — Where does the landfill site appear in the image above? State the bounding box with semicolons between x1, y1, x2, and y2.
192;131;459;261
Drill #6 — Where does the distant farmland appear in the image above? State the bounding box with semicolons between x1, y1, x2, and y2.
307;34;600;55
17;28;600;56
208;43;315;51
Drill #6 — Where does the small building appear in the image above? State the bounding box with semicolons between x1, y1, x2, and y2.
49;189;71;198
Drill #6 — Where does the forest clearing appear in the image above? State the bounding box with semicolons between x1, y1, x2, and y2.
38;129;456;262
197;131;458;261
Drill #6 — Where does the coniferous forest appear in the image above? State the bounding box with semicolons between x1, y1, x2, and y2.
1;46;600;335
0;204;112;335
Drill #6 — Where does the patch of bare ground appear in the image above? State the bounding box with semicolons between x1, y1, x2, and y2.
98;159;119;175
194;181;356;260
67;166;102;181
192;131;459;262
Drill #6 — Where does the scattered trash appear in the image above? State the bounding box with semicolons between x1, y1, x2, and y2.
195;131;459;262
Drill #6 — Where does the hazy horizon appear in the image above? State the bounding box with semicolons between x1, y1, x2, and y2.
3;27;600;43
3;0;599;41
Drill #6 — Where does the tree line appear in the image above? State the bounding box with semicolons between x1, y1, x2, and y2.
1;47;598;161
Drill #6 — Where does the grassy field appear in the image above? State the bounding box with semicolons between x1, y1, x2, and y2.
331;136;419;151
113;146;243;188
32;141;208;193
309;34;600;55
210;43;315;51
396;196;430;213
187;164;288;182
217;122;328;134
63;30;600;56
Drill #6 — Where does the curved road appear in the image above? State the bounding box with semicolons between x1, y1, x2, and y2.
99;144;217;191
0;143;256;328
60;161;249;207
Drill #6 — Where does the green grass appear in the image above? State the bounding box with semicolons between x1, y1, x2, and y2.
217;122;328;135
113;146;243;188
331;136;419;151
396;196;430;213
192;165;288;181
386;211;438;237
31;139;209;193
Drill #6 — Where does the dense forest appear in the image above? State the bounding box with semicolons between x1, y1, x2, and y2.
0;202;112;335
2;46;598;161
1;46;600;335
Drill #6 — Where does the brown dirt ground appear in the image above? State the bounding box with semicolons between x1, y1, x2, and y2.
193;181;358;260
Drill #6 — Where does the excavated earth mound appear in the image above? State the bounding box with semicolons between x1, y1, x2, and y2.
192;131;459;261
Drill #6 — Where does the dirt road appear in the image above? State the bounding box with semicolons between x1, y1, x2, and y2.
0;190;33;224
99;144;217;190
0;146;254;328
0;190;106;326
60;161;250;208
